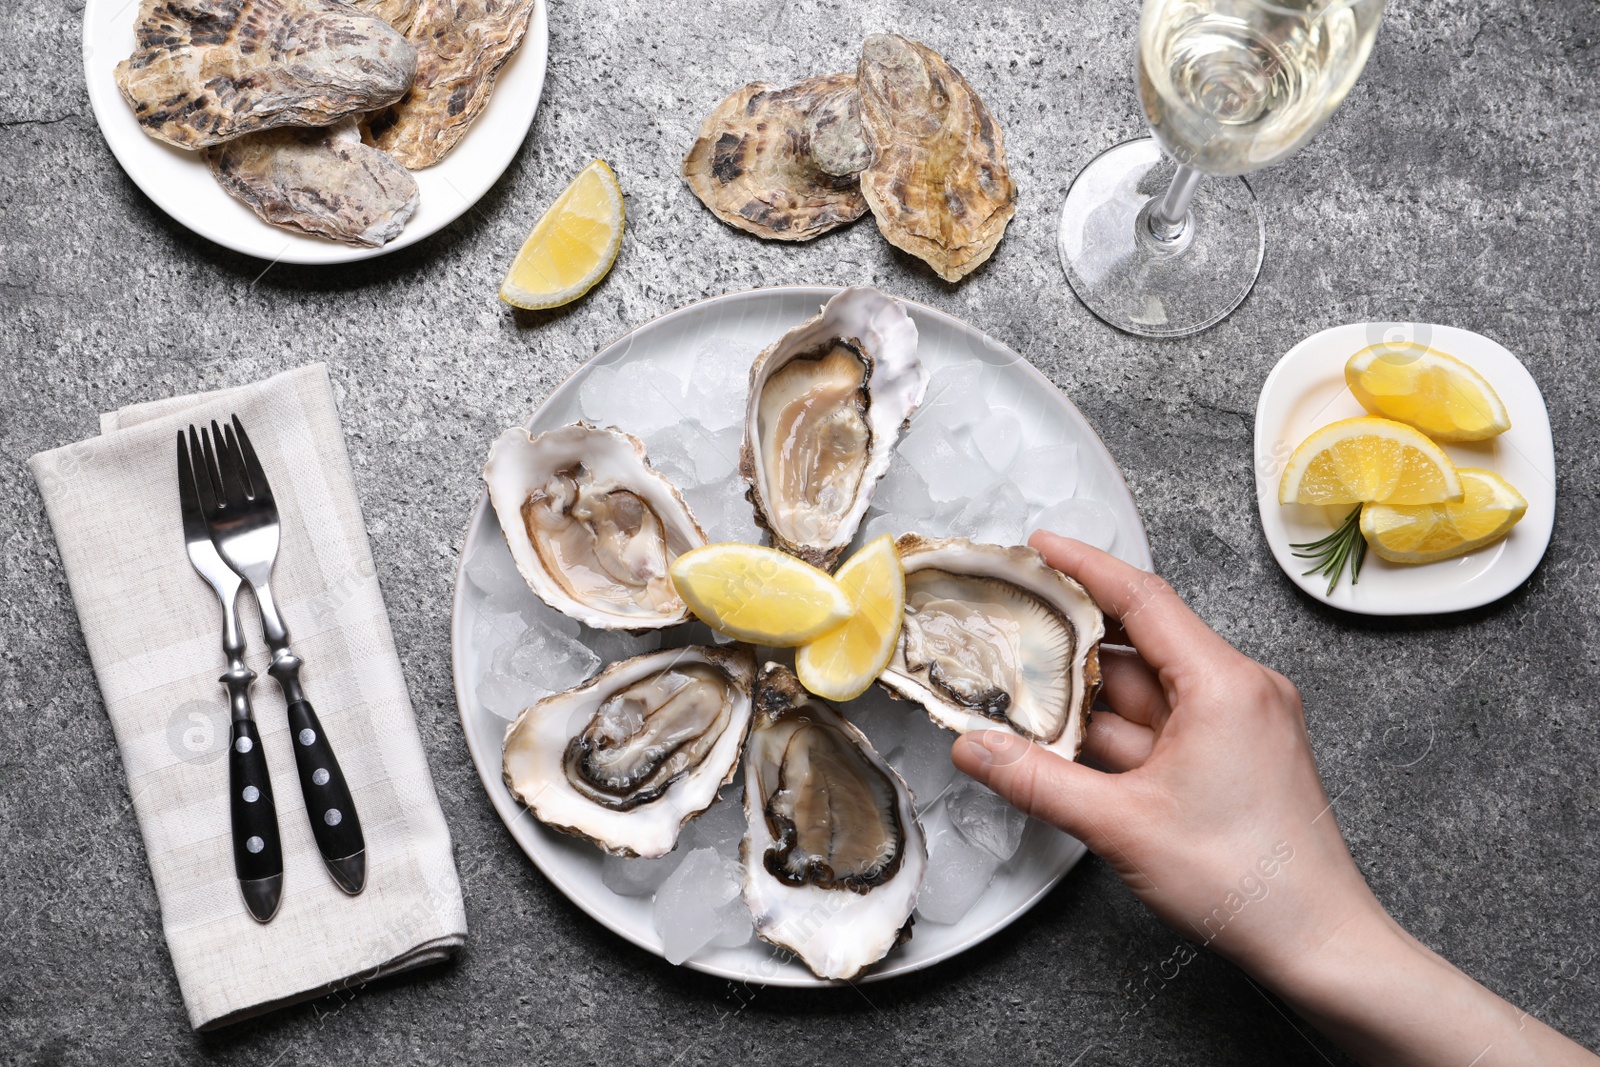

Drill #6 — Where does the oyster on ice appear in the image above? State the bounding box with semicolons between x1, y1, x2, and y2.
741;664;927;980
856;34;1018;282
204;119;419;246
503;647;755;858
682;73;870;241
740;287;926;570
878;536;1105;760
483;424;707;630
366;0;539;168
115;0;417;150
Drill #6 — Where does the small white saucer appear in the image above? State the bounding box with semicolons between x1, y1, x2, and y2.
1254;323;1555;616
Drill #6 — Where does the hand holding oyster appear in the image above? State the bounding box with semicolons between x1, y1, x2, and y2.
683;34;1018;282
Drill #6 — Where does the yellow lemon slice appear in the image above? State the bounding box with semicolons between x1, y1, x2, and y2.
795;535;905;702
1345;343;1511;443
499;160;624;310
669;543;852;645
1279;416;1463;506
1360;468;1527;564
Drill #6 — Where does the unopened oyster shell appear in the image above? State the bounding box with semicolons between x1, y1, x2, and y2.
740;287;926;570
683;73;870;241
482;423;707;630
115;0;417;150
204;119;419;246
366;0;538;168
503;646;755;858
857;34;1018;282
877;536;1105;760
741;663;926;980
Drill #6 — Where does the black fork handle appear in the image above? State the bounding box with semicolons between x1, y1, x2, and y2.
230;719;284;921
286;700;366;894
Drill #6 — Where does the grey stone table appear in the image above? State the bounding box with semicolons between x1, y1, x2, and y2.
3;0;1597;1063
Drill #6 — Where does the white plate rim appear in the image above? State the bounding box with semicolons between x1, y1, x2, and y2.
449;285;1152;985
1253;322;1556;616
81;0;549;264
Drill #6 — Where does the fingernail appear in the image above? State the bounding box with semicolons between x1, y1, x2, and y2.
957;733;995;768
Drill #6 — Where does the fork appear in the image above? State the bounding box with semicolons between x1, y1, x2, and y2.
177;432;284;923
187;417;367;895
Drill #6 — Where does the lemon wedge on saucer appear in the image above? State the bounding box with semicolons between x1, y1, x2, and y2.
669;543;851;645
1345;343;1511;443
795;535;905;702
499;160;624;310
1360;468;1526;564
1279;416;1463;506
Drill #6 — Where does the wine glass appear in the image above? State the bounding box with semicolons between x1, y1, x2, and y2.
1058;0;1384;338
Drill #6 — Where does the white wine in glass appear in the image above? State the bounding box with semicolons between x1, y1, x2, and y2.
1059;0;1384;338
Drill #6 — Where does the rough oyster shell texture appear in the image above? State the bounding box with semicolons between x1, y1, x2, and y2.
682;73;869;241
366;0;539;169
203;119;420;247
114;0;418;150
352;0;419;34
857;34;1018;282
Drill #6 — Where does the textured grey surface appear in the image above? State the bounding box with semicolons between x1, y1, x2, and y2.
3;0;1598;1063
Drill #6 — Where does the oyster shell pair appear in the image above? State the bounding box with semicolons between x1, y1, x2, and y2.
683;34;1018;282
502;652;926;981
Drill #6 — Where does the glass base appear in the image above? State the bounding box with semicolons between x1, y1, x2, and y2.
1058;139;1264;339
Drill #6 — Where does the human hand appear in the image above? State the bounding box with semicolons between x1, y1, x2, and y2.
951;533;1600;1066
950;531;1383;982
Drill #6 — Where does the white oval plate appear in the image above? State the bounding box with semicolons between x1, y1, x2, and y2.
82;0;549;264
1254;323;1555;615
451;286;1153;986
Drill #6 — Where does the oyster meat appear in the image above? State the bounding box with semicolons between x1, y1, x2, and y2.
740;287;926;570
204;119;419;246
366;0;538;168
878;536;1105;759
857;34;1018;282
741;664;927;980
682;73;870;241
503;647;755;858
115;0;417;150
483;423;707;630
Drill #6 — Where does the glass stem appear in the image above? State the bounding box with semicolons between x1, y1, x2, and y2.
1149;164;1202;242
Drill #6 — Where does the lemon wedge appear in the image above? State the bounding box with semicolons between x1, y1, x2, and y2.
1345;343;1511;443
669;543;852;645
795;535;905;702
499;160;624;310
1360;468;1527;564
1279;416;1463;506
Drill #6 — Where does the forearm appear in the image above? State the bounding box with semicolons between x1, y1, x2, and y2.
1261;906;1598;1067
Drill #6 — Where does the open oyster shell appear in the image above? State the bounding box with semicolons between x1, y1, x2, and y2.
857;34;1018;282
482;423;707;630
877;535;1105;760
682;73;870;241
740;663;926;980
115;0;417;150
503;647;755;858
739;287;926;570
366;0;538;168
204;119;419;247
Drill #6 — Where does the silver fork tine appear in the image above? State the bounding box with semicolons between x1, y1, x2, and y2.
231;414;274;508
186;426;220;517
212;419;251;511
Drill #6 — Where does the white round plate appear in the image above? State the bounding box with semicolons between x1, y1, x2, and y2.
1254;322;1555;615
451;286;1153;985
82;0;549;264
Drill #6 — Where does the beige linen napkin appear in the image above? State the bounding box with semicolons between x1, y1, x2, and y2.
28;363;466;1030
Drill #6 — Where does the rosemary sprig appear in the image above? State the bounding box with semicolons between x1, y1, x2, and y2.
1290;504;1368;596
